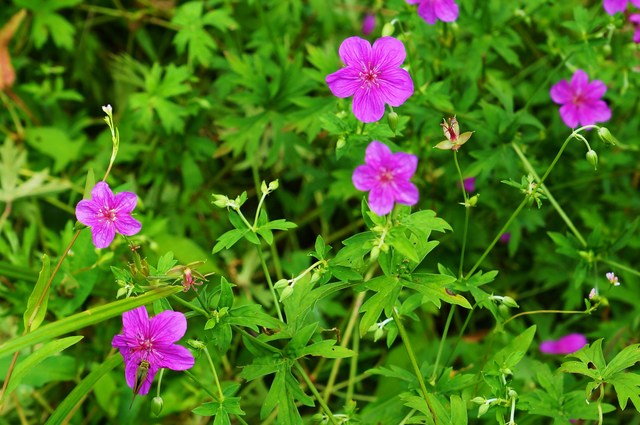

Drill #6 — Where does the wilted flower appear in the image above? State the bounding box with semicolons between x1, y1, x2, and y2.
606;272;621;286
75;181;142;249
550;69;611;128
352;141;419;215
540;333;587;355
326;36;414;123
630;14;640;43
406;0;459;24
603;0;640;15
112;306;194;396
362;13;376;35
435;116;473;151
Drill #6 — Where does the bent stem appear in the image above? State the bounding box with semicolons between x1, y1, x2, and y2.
294;362;339;425
391;309;436;424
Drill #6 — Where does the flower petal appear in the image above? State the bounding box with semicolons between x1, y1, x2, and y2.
393;181;419;206
570;69;589;93
155;344;195;371
75;199;101;227
580;100;611;126
149;310;188;345
371;36;407;70
352;88;385;123
352;164;379;191
603;0;628;15
584;80;607;101
326;67;361;98
417;0;438;24
558;104;579;128
377;68;414;107
632;0;640;8
122;306;150;338
368;185;395;215
388;152;418;180
91;181;115;209
125;359;158;396
364;141;392;168
91;222;116;249
540;334;587;355
549;80;572;104
406;0;421;4
114;191;138;214
338;36;371;67
114;214;142;237
434;0;459;22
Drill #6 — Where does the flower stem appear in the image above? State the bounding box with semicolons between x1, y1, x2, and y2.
391;309;436;424
204;347;225;402
293;362;340;425
453;152;470;279
503;308;595;326
257;247;284;322
601;259;640;278
429;305;455;385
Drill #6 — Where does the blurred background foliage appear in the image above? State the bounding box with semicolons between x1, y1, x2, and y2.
1;0;639;423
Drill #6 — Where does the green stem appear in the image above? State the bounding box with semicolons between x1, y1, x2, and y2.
204;347;225;401
392;309;436;425
170;295;208;318
293;362;339;425
257;247;284;322
453;152;470;278
600;259;640;278
512;143;587;247
184;369;220;401
503;308;594;326
429;305;455;385
155;369;164;398
443;305;476;368
192;288;211;318
346;318;360;403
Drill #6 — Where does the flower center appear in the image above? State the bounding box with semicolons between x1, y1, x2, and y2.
98;207;117;222
135;334;154;356
359;62;380;89
378;168;394;184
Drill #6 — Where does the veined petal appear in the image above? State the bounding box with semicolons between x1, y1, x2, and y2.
149;310;187;345
389;152;418;180
434;0;459;22
75;199;101;227
114;214;142;236
581;100;611;125
155;344;195;371
632;0;640;7
369;185;395;215
406;0;421;4
114;191;138;214
338;36;371;67
417;0;438;24
603;0;628;15
584;80;607;100
326;67;361;98
91;222;116;249
377;68;414;107
352;164;379;191
364;141;392;169
353;88;385;123
559;104;579;128
634;27;640;43
122;306;150;338
125;359;158;395
393;181;419;206
549;80;572;104
570;69;589;93
371;36;407;70
91;181;115;209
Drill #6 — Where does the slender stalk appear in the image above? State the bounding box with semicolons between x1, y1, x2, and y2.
170;294;208;318
453;152;470;278
257;247;284;322
429;305;455;385
601;259;640;278
293;362;339;425
155;369;164;398
503;308;593;325
192;288;211;318
346;318;360;403
184;370;220;402
443;305;477;368
391;309;436;425
204;348;225;401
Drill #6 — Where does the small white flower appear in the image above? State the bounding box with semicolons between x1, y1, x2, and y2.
102;104;112;115
588;288;598;299
606;272;620;286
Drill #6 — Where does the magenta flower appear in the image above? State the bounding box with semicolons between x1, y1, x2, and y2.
540;333;587;355
353;141;419;215
75;181;141;249
462;177;476;193
406;0;459;24
603;0;640;15
550;69;611;128
499;233;511;244
362;14;376;35
326;36;414;123
112;306;194;396
631;14;640;43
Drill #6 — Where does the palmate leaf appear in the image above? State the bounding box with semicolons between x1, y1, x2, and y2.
14;0;82;50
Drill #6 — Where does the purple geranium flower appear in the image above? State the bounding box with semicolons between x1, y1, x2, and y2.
603;0;640;15
550;69;611;128
353;141;419;215
112;306;194;396
75;181;141;249
631;14;640;43
406;0;459;24
362;13;376;35
462;177;475;193
540;333;587;355
326;36;414;123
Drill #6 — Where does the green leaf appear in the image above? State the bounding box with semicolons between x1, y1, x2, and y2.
23;254;51;331
611;373;640;411
604;344;640;378
490;325;537;372
408;273;469;309
212;229;247;253
193;396;245;419
359;276;401;336
172;2;218;67
297;340;355;359
5;336;82;396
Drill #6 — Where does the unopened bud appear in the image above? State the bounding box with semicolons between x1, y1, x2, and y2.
274;279;289;290
597;127;617;146
151;396;164;416
268;179;279;191
211;194;229;208
279;285;294;301
336;137;346;150
387;111;398;131
586;150;598;170
260;180;269;194
468;194;479;207
381;22;394;37
478;403;490;417
373;326;384;341
501;296;519;308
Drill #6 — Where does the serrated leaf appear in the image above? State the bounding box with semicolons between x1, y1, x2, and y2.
212;229;247;253
604;344;640;378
